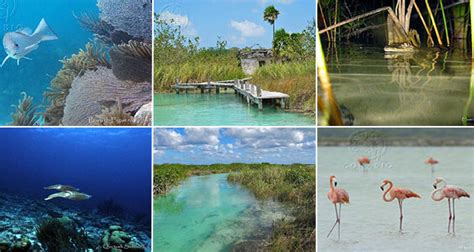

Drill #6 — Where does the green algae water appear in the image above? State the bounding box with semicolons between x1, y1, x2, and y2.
154;93;314;126
154;173;289;251
326;46;472;126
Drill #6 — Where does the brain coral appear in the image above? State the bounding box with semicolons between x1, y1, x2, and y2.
97;0;152;41
62;67;151;126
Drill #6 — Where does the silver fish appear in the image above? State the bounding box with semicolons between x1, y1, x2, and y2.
44;191;91;201
44;184;81;192
2;18;58;67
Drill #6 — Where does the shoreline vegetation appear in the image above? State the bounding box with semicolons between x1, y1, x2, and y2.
154;163;315;251
154;9;316;115
319;128;474;146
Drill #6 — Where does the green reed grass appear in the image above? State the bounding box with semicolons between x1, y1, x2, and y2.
252;60;316;113
227;165;315;251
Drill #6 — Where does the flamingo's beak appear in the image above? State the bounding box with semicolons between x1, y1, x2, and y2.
334;182;338;187
433;185;437;189
380;186;384;191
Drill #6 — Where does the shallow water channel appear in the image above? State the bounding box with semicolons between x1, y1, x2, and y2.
326;46;472;125
154;173;290;251
318;146;474;251
154;93;315;126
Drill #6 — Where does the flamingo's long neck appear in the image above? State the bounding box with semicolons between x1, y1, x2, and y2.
431;180;446;201
329;177;335;191
383;181;395;202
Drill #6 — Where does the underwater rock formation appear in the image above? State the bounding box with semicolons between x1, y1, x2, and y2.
97;0;152;42
133;102;152;126
62;67;151;126
9;92;40;126
0;192;151;251
110;41;152;83
43;43;110;126
99;225;145;252
36;217;89;252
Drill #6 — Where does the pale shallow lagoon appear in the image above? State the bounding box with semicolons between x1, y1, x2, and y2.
318;146;474;251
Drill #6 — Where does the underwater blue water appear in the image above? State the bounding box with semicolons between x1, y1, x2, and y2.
0;128;151;218
0;0;96;124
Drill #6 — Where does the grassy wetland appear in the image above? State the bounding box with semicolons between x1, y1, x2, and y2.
154;163;315;251
317;0;474;126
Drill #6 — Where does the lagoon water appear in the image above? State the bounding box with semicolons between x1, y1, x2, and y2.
0;0;95;124
326;46;472;125
318;146;474;251
154;93;315;126
154;173;289;251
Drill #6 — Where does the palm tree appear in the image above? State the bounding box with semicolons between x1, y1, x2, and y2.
263;5;280;41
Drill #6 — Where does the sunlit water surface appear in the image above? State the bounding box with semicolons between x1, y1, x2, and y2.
154;173;289;252
154;93;314;126
318;146;474;251
326;46;472;125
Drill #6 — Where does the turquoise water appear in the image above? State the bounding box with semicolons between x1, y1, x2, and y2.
0;0;95;124
154;173;289;251
154;93;315;126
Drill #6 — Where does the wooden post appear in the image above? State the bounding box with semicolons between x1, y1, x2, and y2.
176;80;180;94
280;98;286;109
258;100;263;110
216;87;220;94
200;87;204;93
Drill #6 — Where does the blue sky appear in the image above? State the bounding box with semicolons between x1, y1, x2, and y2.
154;128;316;164
154;0;315;48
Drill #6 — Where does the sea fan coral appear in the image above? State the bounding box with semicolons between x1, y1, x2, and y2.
93;99;136;126
97;0;152;41
9;92;40;126
62;67;151;126
110;40;151;82
43;43;110;125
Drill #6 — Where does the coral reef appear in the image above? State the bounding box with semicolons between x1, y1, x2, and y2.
36;217;89;252
74;12;114;43
0;192;151;251
97;0;152;42
62;67;151;126
43;43;110;125
110;41;152;83
133;102;152;126
99;225;145;252
9;92;40;126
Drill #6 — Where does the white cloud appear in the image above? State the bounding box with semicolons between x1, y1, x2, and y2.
230;20;265;37
158;11;197;36
154;129;183;147
184;128;220;145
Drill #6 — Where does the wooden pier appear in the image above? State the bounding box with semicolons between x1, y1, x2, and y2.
173;79;289;110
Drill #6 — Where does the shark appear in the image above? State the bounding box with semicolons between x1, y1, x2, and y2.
2;18;58;67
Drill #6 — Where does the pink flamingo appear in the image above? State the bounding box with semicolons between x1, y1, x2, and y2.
327;175;350;240
357;156;370;166
425;157;439;174
431;177;470;234
357;156;370;171
380;179;421;232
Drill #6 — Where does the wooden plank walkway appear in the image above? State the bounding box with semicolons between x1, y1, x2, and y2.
173;79;289;110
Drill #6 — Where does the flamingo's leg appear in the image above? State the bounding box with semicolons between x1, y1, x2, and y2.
338;203;342;240
448;198;452;234
452;199;456;235
398;199;403;232
327;203;339;238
